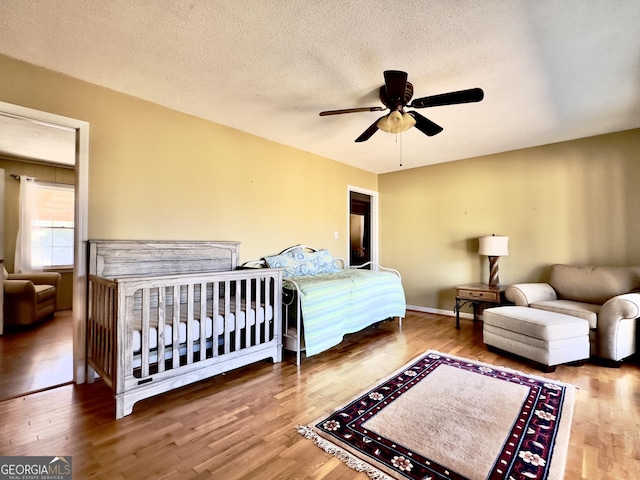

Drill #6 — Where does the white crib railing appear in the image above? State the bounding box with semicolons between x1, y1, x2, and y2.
87;268;282;418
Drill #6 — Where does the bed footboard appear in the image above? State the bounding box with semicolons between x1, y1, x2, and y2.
88;268;282;418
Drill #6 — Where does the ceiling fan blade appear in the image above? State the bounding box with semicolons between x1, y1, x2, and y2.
407;111;444;136
354;116;386;142
409;88;484;108
319;106;385;116
383;70;408;104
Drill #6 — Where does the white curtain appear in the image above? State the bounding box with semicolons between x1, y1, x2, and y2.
14;175;42;273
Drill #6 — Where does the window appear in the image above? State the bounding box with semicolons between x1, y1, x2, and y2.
32;183;75;268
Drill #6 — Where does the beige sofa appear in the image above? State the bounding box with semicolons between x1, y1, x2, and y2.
505;264;640;364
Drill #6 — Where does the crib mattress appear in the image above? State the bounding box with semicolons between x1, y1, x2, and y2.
131;302;273;353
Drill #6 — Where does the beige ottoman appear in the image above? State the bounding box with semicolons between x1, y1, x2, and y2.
483;306;590;372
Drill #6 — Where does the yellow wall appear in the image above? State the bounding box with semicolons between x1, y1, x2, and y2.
379;129;640;310
3;54;639;316
0;55;377;264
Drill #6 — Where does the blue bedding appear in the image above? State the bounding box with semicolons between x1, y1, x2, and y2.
286;268;406;357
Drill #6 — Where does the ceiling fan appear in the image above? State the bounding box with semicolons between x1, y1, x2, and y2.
319;70;484;142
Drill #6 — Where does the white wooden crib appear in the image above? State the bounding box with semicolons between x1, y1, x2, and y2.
87;240;282;419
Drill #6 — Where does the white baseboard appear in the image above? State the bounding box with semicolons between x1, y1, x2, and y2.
406;304;473;319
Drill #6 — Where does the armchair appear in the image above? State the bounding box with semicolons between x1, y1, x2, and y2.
3;268;62;327
505;264;640;364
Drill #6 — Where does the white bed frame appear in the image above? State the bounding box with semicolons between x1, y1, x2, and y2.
87;240;282;419
244;245;403;366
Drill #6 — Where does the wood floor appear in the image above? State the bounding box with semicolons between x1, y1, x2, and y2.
1;311;638;479
0;311;74;401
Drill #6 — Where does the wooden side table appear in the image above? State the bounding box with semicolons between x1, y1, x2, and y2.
454;283;502;329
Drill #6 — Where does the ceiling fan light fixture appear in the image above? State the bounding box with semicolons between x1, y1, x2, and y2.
377;111;416;134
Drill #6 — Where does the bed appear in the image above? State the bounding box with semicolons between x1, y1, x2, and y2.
245;245;406;365
87;240;282;419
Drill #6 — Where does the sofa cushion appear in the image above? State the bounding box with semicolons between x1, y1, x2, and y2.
549;264;640;304
483;306;589;341
531;300;600;329
35;284;57;303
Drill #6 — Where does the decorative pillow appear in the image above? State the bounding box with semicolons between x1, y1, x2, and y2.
264;248;308;277
306;249;341;274
263;247;340;277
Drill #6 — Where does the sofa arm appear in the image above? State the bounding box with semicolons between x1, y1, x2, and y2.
505;283;557;306
596;293;640;361
602;293;640;319
8;272;61;287
4;279;37;298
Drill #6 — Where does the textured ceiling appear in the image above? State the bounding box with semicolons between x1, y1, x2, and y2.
1;1;639;174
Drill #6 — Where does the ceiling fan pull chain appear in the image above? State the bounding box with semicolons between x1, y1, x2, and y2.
399;132;403;167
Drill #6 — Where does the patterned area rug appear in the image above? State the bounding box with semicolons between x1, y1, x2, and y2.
298;351;575;480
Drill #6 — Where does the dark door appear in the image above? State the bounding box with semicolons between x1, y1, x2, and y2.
349;191;371;268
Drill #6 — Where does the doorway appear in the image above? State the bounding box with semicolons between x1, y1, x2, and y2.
0;101;89;397
348;186;378;268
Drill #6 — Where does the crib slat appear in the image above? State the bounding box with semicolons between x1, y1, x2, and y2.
213;281;220;358
223;280;231;355
91;283;103;372
264;275;271;342
172;285;180;369
107;283;115;377
101;282;114;378
254;277;261;346
88;283;97;371
199;282;207;361
120;289;134;393
96;284;105;370
90;284;98;362
186;284;194;364
141;288;151;378
245;277;253;347
234;279;241;352
157;286;166;373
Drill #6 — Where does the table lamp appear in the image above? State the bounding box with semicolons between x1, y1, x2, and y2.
478;235;509;287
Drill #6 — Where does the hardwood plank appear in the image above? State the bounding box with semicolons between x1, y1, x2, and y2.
0;311;638;479
0;311;73;401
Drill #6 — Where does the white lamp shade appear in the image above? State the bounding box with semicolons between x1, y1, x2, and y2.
377;111;416;134
478;235;509;256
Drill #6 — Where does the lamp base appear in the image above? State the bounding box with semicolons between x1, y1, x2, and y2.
488;256;500;287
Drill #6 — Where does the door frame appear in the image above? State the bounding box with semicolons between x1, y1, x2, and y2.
347;185;378;267
0;101;89;384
